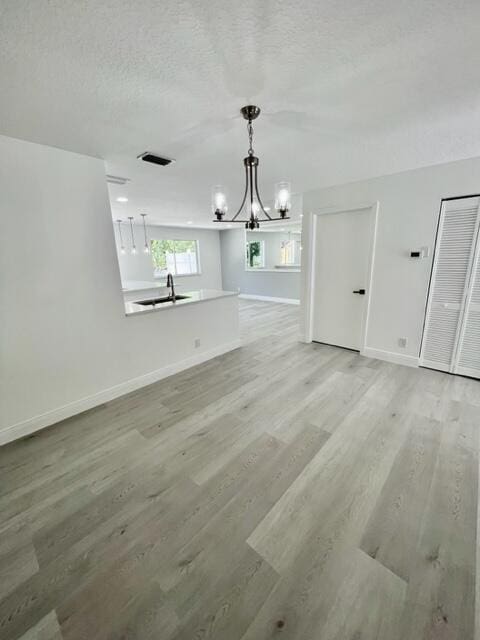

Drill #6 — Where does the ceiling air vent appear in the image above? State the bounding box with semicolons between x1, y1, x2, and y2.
106;174;130;185
137;152;175;166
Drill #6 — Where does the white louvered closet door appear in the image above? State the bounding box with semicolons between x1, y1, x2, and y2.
455;230;480;377
421;196;480;376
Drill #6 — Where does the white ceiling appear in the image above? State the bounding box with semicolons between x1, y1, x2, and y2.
1;1;480;228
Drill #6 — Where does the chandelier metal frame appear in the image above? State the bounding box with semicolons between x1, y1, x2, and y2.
212;105;291;230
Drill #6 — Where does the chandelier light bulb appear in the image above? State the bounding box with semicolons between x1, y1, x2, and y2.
215;192;226;210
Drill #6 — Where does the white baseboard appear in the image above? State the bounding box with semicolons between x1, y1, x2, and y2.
0;339;242;447
362;347;419;368
239;294;300;305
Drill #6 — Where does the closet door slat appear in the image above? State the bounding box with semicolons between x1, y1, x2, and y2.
421;197;480;372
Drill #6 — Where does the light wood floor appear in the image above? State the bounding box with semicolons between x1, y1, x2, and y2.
0;299;479;639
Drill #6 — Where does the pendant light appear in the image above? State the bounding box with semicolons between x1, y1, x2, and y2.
211;105;291;229
116;219;126;255
140;213;150;254
128;216;137;255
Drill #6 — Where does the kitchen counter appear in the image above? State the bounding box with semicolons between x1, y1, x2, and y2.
124;288;238;316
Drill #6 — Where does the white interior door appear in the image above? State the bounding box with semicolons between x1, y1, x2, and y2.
312;208;373;351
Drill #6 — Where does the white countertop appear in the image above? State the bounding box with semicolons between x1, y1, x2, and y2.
124;288;238;316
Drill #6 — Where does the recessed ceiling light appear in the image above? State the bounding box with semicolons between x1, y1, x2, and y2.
300;213;304;218
116;196;128;202
227;224;232;228
264;206;270;211
187;221;193;225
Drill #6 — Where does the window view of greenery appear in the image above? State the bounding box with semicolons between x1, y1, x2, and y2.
151;239;199;277
246;240;265;268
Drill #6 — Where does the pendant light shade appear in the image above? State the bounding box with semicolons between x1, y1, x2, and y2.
275;182;291;217
212;186;228;220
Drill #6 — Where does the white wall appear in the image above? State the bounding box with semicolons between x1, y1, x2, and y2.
301;156;480;365
113;223;222;291
220;229;302;302
0;135;239;444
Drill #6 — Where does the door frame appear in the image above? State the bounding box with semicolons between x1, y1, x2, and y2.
302;201;379;354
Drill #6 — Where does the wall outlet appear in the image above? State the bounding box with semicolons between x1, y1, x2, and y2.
398;337;407;348
194;338;201;348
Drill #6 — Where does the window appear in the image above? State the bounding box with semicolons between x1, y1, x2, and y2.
151;239;200;277
280;236;301;266
246;240;265;269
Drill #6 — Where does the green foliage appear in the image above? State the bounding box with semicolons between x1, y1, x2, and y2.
246;241;262;267
151;240;174;270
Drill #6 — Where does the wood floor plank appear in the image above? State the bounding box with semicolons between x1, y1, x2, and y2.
104;583;178;640
0;540;39;602
401;414;478;639
17;611;62;640
247;400;413;574
299;549;406;640
360;415;443;581
170;545;278;640
160;426;330;617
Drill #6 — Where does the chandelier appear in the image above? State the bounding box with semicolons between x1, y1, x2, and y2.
211;105;291;229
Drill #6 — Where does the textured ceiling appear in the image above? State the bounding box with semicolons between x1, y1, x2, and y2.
1;0;480;227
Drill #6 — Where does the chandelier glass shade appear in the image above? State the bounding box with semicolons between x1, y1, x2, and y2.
212;106;291;229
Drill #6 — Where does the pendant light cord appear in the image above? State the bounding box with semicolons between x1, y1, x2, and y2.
128;217;136;248
141;214;148;245
117;219;124;247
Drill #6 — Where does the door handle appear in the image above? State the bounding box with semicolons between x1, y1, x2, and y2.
353;289;366;295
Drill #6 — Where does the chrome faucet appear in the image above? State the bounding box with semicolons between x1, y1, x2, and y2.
166;273;176;302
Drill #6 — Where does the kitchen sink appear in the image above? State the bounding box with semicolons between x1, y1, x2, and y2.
134;295;190;306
